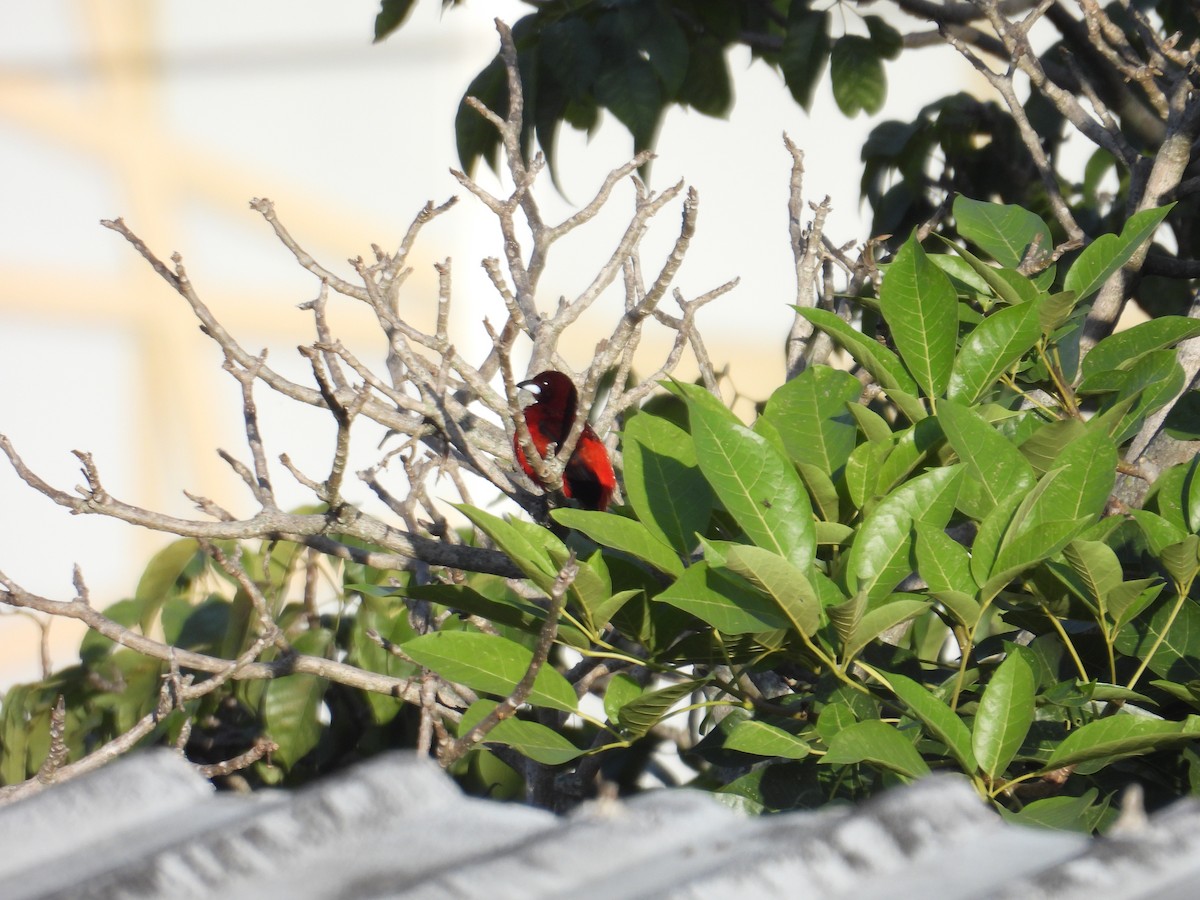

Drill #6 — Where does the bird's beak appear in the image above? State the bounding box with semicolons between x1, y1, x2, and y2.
516;379;539;409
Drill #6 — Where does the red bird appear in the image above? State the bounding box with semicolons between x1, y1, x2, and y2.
514;370;616;512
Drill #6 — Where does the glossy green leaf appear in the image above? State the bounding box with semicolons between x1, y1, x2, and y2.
723;544;821;638
595;53;661;150
794;307;922;405
616;680;700;739
1063;204;1175;300
848;465;963;601
943;240;1031;307
880;232;959;397
999;790;1107;832
1018;419;1087;475
937;399;1036;518
972;645;1037;780
1128;508;1187;556
1107;578;1165;630
873;417;944;496
656;561;789;634
261;629;333;771
821;720;931;780
724;720;811;760
133;538;201;635
1115;593;1200;682
843;598;930;662
622;413;713;555
677;382;815;570
947;300;1043;404
456;504;557;592
552;509;683;576
459;700;584;765
830;36;885;116
1018;429;1116;532
798;463;841;522
603;672;642;724
1062;540;1122;611
915;522;976;595
953;197;1050;268
761;365;862;475
1082;315;1200;382
779;8;830;111
1186;455;1200;535
1043;714;1200;771
402;631;579;712
889;673;977;771
373;0;418;42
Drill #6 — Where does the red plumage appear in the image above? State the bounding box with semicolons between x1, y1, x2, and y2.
513;371;616;512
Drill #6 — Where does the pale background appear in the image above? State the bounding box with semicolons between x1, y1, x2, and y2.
0;1;981;685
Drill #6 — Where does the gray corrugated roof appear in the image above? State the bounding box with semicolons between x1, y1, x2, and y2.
2;749;1197;899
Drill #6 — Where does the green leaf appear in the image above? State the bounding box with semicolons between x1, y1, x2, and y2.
1017;421;1085;477
724;720;811;760
848;465;963;601
1107;578;1165;630
938;399;1036;518
795;307;923;416
864;15;903;59
761;366;862;475
953;197;1051;268
656;561;789;634
972;646;1037;780
1114;592;1200;682
829;36;885;116
617;680;700;739
456;55;506;174
947;300;1043;404
1082;315;1200;382
614;3;689;95
1128;508;1188;556
780;8;830;110
889;673;977;771
986;517;1091;597
603;672;642;724
677;382;815;570
373;0;418;43
999;790;1106;832
1062;540;1123;611
1187;456;1200;535
723;545;822;638
879;232;959;397
1017;429;1117;532
1042;714;1200;771
821;720;932;781
402;631;579;713
622;413;713;555
456;504;556;591
133;539;201;635
552;509;683;576
845;440;888;511
799;463;842;522
1063;204;1175;301
915;522;977;595
541;17;600;101
459;700;584;765
595;53;662;150
873;417;944;496
843;598;930;662
678;34;732;117
261;629;333;771
942;239;1032;307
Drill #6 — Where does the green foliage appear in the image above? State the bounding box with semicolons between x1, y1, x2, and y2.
3;196;1196;829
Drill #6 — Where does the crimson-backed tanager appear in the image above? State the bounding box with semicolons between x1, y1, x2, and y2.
514;370;616;512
